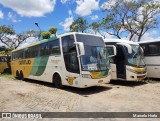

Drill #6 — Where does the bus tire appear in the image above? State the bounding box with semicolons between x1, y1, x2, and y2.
53;74;63;88
20;71;24;80
16;71;20;80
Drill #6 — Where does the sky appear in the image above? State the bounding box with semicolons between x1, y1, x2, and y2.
0;0;160;46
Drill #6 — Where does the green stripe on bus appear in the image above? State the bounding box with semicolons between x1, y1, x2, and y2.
100;70;109;76
40;39;48;43
30;57;41;75
30;56;49;76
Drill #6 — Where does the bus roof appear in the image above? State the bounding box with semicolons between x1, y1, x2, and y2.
57;32;103;38
138;39;160;44
104;39;139;45
12;32;103;52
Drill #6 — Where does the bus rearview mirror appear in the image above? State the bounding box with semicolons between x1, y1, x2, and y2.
74;42;85;57
140;47;144;53
117;43;132;54
105;45;117;57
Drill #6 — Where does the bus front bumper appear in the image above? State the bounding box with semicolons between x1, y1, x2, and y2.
78;74;111;88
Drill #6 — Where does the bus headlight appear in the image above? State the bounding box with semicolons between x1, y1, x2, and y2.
127;67;146;74
82;74;91;78
127;68;138;74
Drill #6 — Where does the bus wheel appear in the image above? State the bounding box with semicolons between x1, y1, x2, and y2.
16;71;20;80
53;74;63;88
20;71;24;80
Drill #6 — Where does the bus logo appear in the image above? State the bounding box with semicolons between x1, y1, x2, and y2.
19;60;31;65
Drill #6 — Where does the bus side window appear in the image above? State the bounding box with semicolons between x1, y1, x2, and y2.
34;45;39;57
7;55;11;62
28;47;32;58
40;43;49;56
148;44;160;56
24;48;28;58
0;57;5;62
48;39;60;55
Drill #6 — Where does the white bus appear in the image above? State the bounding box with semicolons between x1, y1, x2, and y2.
11;32;116;88
104;39;147;81
139;40;160;78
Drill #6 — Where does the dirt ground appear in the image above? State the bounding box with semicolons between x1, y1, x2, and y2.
0;75;160;121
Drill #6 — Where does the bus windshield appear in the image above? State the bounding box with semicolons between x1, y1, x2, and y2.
76;34;109;71
81;46;109;71
125;45;145;67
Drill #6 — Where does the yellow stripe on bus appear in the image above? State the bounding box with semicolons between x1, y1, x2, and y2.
11;58;35;78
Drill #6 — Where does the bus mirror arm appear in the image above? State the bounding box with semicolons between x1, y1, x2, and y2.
105;45;117;57
74;42;85;57
140;47;144;59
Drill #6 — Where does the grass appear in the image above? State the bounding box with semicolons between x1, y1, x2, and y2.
0;73;14;79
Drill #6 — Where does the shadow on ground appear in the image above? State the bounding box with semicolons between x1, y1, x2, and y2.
109;80;147;87
23;78;112;96
62;86;112;96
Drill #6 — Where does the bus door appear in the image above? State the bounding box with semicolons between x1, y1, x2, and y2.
114;44;126;79
110;63;117;79
62;35;80;85
0;56;10;73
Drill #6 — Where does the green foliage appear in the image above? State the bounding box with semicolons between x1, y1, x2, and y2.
101;0;160;41
41;31;51;39
0;73;13;78
70;17;88;33
26;30;38;37
90;22;101;34
0;25;15;35
49;26;57;34
0;47;13;55
0;25;37;49
0;46;6;52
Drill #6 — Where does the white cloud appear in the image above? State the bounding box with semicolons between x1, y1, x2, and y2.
0;10;4;19
87;30;114;39
101;0;138;10
100;31;115;39
75;0;99;16
141;30;160;42
0;0;56;17
68;10;72;16
20;37;37;48
8;12;21;22
59;9;74;31
101;0;117;10
90;15;99;20
59;16;74;31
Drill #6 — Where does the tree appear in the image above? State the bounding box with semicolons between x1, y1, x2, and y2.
70;17;88;33
41;31;51;39
49;26;57;35
0;46;6;52
0;25;15;46
90;22;101;34
101;0;160;41
0;25;37;49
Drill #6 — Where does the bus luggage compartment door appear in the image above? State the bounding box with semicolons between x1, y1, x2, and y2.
110;63;117;80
